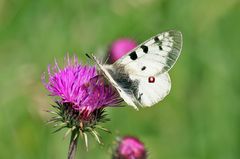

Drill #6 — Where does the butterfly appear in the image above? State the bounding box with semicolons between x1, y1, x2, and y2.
92;30;182;109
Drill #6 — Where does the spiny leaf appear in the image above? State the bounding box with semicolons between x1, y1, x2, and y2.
45;119;60;125
52;126;67;133
64;128;73;139
79;129;83;138
95;125;111;133
73;131;79;141
51;116;62;120
53;122;67;127
51;104;60;109
83;132;88;151
91;130;101;144
46;117;62;124
84;127;93;132
45;110;58;115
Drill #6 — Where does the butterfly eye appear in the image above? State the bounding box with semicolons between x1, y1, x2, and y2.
148;76;155;83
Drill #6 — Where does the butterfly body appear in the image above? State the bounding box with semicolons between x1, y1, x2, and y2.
93;30;182;109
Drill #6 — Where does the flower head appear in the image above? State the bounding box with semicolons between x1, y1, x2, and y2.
42;55;122;147
109;38;137;63
113;136;147;159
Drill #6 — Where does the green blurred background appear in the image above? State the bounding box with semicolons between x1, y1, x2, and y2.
0;0;240;158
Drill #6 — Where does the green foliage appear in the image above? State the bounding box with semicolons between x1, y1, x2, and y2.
0;0;240;158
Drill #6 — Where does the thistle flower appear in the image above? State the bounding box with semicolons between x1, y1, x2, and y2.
42;55;122;158
109;38;137;63
113;136;147;159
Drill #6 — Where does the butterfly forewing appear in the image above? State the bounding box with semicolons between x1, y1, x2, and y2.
113;30;182;76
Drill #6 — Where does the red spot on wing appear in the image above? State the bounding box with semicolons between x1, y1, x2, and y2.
148;76;155;83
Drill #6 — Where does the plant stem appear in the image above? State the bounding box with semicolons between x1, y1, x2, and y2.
67;129;79;159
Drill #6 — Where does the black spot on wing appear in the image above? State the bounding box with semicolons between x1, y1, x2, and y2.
154;36;160;42
140;45;148;53
141;66;146;71
154;37;164;50
129;51;138;60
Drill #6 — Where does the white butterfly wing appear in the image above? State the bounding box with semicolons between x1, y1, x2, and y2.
113;30;182;76
129;73;171;107
93;30;182;108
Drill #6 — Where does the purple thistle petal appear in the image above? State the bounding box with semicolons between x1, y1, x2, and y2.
43;55;122;119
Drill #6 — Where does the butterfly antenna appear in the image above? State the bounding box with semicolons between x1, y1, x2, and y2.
85;53;94;65
104;54;110;65
85;53;93;60
85;53;100;65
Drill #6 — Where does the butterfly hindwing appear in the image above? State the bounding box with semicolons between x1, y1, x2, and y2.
96;64;171;108
113;30;182;76
129;73;171;107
